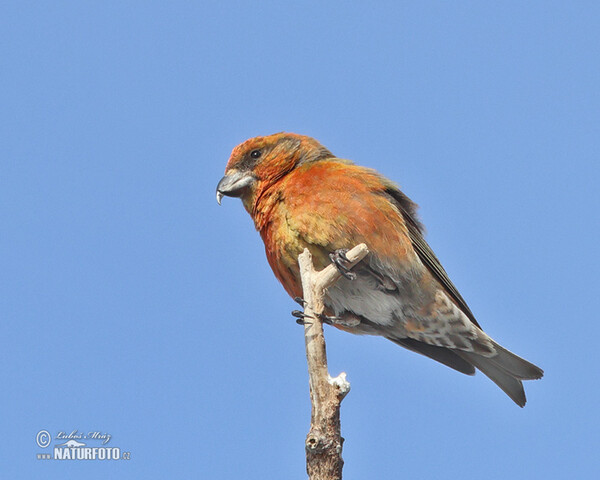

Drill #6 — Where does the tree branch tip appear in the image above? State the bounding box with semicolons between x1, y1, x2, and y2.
305;433;326;453
299;248;313;260
346;243;369;262
328;372;351;396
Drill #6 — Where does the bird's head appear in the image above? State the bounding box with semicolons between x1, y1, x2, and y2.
216;133;333;210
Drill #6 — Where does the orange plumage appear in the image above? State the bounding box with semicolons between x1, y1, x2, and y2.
217;132;543;406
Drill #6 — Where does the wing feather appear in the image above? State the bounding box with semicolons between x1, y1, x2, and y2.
384;187;481;328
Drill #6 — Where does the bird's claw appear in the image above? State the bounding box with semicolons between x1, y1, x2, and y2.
292;309;313;325
329;249;357;280
294;296;307;307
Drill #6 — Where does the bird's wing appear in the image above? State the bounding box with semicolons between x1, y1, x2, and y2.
384;186;481;329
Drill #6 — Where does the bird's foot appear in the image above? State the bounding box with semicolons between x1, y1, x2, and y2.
292;298;311;324
292;308;356;328
293;294;356;327
292;310;313;325
292;311;337;326
329;249;357;280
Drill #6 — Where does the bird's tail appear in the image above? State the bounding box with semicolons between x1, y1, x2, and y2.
456;341;543;407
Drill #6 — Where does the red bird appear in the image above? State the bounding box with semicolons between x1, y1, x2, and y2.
216;133;543;406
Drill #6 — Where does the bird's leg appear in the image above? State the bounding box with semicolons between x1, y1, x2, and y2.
322;312;361;328
317;313;344;326
329;249;357;280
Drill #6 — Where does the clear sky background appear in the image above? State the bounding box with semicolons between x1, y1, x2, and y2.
2;1;599;478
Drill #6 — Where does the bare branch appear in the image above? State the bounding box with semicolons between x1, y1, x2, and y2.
298;243;369;480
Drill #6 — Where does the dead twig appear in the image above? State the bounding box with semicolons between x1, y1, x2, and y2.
298;243;369;480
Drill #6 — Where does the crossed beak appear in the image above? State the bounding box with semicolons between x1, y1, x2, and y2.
216;170;256;205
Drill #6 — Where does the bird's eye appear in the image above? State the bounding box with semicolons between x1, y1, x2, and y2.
250;149;262;159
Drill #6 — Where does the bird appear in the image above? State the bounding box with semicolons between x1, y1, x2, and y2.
216;132;543;406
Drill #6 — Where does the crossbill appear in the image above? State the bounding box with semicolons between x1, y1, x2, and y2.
216;132;543;406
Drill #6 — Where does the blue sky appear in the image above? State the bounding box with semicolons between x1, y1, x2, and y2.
2;1;599;478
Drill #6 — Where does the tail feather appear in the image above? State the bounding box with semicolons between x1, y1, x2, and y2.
488;341;544;380
457;344;543;407
387;335;543;407
457;351;529;407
